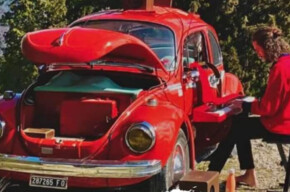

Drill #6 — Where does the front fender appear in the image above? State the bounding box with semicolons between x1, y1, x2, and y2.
108;101;189;167
0;94;21;153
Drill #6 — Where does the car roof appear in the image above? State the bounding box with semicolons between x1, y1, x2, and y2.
70;6;208;45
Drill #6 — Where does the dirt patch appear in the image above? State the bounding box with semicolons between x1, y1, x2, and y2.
197;139;287;192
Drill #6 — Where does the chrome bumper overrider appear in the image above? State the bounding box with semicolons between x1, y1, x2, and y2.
0;154;161;178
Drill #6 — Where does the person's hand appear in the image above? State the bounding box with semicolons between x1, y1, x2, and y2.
240;96;256;103
229;98;243;108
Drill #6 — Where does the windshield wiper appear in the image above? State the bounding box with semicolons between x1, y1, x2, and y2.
88;60;154;73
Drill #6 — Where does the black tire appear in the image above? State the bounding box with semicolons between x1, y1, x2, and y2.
146;129;190;192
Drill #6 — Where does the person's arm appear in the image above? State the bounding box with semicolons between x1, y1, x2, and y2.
251;65;285;116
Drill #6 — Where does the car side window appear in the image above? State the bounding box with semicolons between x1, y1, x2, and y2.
183;32;207;68
208;31;223;65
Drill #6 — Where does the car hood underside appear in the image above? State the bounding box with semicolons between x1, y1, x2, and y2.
21;27;168;74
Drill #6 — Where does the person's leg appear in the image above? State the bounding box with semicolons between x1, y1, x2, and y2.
236;138;257;187
207;134;236;172
208;117;243;172
235;117;269;187
236;117;266;169
208;114;269;173
236;169;257;187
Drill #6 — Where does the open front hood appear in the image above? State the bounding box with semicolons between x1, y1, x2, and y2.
21;27;168;74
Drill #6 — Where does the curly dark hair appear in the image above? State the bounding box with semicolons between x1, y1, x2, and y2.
252;26;290;62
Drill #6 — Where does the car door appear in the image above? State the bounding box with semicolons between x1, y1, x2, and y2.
182;30;216;114
183;29;231;159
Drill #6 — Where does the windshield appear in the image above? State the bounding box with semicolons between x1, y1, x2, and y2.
74;20;176;70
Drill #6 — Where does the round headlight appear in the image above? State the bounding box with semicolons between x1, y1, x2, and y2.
0;119;6;138
125;122;155;153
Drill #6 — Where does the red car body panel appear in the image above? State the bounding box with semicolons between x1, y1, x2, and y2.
0;4;244;190
22;28;168;74
0;96;20;154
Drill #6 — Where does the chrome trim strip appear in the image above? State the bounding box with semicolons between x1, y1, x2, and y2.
167;83;183;97
167;83;182;91
0;120;5;138
0;154;161;178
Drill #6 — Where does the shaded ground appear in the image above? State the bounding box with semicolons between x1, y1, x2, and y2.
197;139;287;192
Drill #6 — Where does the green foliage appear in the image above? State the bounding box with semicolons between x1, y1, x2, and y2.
172;0;192;11
0;0;67;92
0;0;123;93
65;0;121;24
0;0;289;97
191;0;290;96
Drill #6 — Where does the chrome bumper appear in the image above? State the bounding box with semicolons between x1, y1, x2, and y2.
0;154;161;178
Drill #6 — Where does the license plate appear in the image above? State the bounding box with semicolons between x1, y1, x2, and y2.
29;175;68;190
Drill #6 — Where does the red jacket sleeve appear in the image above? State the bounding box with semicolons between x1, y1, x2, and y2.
251;64;285;116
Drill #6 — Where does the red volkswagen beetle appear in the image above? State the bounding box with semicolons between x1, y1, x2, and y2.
0;0;243;191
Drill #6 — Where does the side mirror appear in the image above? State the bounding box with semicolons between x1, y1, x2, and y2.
183;69;200;88
3;90;16;100
183;69;200;81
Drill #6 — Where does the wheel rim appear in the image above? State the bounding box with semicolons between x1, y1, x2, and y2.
172;143;187;183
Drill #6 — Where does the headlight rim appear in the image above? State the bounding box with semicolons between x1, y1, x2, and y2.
125;122;156;154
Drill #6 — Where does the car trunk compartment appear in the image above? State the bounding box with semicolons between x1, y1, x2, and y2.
20;71;160;142
23;91;130;140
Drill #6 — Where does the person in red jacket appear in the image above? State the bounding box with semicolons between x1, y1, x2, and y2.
208;26;290;187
